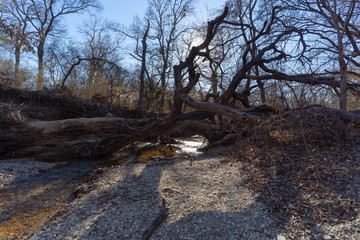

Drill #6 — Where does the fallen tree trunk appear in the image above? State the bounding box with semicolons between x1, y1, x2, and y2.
170;120;220;141
198;134;238;152
74;119;168;157
179;93;265;124
1;117;167;157
2;105;359;158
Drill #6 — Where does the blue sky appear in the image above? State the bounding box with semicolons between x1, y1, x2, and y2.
65;0;227;38
100;0;226;25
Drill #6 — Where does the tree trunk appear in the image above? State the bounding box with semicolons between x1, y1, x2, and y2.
159;42;171;111
331;0;348;110
338;56;348;110
159;63;167;111
211;74;218;96
138;21;150;113
87;65;96;99
1;117;168;158
14;46;21;86
254;60;266;104
257;79;266;104
220;69;247;104
337;34;348;110
37;41;45;90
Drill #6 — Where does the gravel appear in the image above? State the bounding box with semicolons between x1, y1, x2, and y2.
30;155;280;240
1;153;359;239
0;158;57;187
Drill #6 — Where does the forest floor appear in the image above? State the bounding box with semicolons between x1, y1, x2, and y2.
0;143;357;240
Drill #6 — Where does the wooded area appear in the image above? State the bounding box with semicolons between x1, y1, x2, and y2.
0;0;360;158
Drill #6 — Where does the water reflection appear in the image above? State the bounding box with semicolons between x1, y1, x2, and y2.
110;135;207;164
174;135;206;155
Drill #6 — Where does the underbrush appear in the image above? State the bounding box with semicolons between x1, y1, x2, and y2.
229;107;360;237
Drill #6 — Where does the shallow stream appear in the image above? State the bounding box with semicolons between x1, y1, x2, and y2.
0;136;206;239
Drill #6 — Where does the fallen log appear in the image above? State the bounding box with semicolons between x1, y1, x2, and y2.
74;119;168;157
170;120;220;141
3;94;355;159
198;134;238;152
0;117;167;157
179;93;265;124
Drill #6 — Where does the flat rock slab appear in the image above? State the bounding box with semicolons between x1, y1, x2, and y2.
30;156;278;240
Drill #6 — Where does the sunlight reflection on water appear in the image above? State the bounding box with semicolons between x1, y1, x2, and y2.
175;135;207;155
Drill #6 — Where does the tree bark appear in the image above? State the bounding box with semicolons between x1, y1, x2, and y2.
168;6;229;126
179;93;263;124
37;41;45;90
138;21;150;113
14;45;20;85
87;64;96;99
336;25;348;111
338;47;348;111
1;117;168;157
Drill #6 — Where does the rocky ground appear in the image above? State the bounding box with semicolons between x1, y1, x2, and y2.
0;148;357;240
29;154;281;240
0;158;56;187
0;140;359;240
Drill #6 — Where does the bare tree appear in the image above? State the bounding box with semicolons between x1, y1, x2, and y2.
111;0;194;111
138;20;150;113
147;0;195;110
110;16;155;111
45;38;75;87
168;0;360;133
79;17;121;99
195;27;232;100
283;0;360;110
0;0;34;85
9;0;101;90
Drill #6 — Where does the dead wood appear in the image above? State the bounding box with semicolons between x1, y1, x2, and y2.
228;109;360;230
0;117;167;157
1;97;358;158
170;120;220;141
168;6;229;127
74;119;168;157
0;85;103;119
141;198;168;240
176;110;215;121
0;102;23;128
0;7;262;157
280;106;360;125
199;134;238;152
179;93;265;124
310;107;360;124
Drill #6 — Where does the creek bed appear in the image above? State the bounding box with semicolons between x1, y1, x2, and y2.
0;135;206;239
